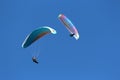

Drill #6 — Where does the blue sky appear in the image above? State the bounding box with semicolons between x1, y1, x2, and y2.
0;0;120;80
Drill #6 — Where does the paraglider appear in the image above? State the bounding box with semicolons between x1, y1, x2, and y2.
22;26;57;64
58;14;79;40
22;26;57;48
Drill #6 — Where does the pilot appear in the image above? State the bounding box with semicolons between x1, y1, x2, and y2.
70;33;75;37
32;56;39;64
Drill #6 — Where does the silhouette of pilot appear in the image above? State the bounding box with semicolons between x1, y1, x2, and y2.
32;56;39;64
70;33;75;37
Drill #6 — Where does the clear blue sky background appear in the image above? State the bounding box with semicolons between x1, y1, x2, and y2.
0;0;120;80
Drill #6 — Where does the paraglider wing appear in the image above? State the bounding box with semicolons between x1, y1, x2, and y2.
22;26;56;48
58;14;79;40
